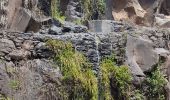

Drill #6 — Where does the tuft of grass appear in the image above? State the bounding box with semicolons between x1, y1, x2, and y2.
46;39;98;100
0;94;11;100
8;80;20;90
99;55;132;100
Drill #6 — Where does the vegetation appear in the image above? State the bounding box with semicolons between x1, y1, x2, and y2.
46;39;98;100
8;80;20;90
0;94;11;100
80;0;106;21
143;67;167;100
51;0;65;23
99;55;132;100
50;0;106;23
46;39;167;100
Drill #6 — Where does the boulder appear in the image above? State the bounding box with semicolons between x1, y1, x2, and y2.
9;8;31;32
49;25;62;35
9;7;59;33
0;39;16;56
126;35;159;74
112;0;146;24
62;21;88;33
8;49;31;60
155;14;170;28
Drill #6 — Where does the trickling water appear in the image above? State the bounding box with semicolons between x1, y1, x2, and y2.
94;33;103;100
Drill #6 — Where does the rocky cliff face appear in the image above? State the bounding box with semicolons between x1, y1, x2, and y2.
1;0;170;100
108;0;170;27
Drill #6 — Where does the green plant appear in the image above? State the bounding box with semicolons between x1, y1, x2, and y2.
144;67;167;100
0;94;11;100
51;0;65;23
6;66;16;75
80;0;106;21
97;0;106;15
133;90;145;100
99;55;132;100
46;39;98;100
8;80;20;90
73;19;82;25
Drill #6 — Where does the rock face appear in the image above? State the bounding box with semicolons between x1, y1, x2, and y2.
1;19;170;99
109;0;170;27
112;0;146;24
126;35;159;73
65;0;83;21
2;0;170;99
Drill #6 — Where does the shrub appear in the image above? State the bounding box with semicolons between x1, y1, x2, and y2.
80;0;106;21
99;56;132;100
0;94;10;100
51;0;65;23
144;67;167;100
46;39;98;100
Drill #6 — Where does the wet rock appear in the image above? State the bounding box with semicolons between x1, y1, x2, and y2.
34;42;54;58
88;20;130;33
62;22;88;33
49;25;62;35
155;15;170;28
65;0;83;21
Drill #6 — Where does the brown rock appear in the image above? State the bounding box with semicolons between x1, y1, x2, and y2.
112;0;146;25
8;49;31;60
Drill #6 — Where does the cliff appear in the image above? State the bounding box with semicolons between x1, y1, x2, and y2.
0;0;170;100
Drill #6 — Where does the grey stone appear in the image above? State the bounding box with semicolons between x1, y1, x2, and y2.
0;39;16;55
49;25;62;35
126;35;159;74
34;42;54;58
154;48;170;57
62;21;88;33
10;8;32;32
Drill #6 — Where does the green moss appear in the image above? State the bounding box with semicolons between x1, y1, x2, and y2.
99;55;132;100
8;80;20;90
46;39;98;100
73;19;82;25
51;0;65;23
0;94;11;100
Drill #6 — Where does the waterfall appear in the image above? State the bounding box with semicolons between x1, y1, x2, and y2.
94;33;102;100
